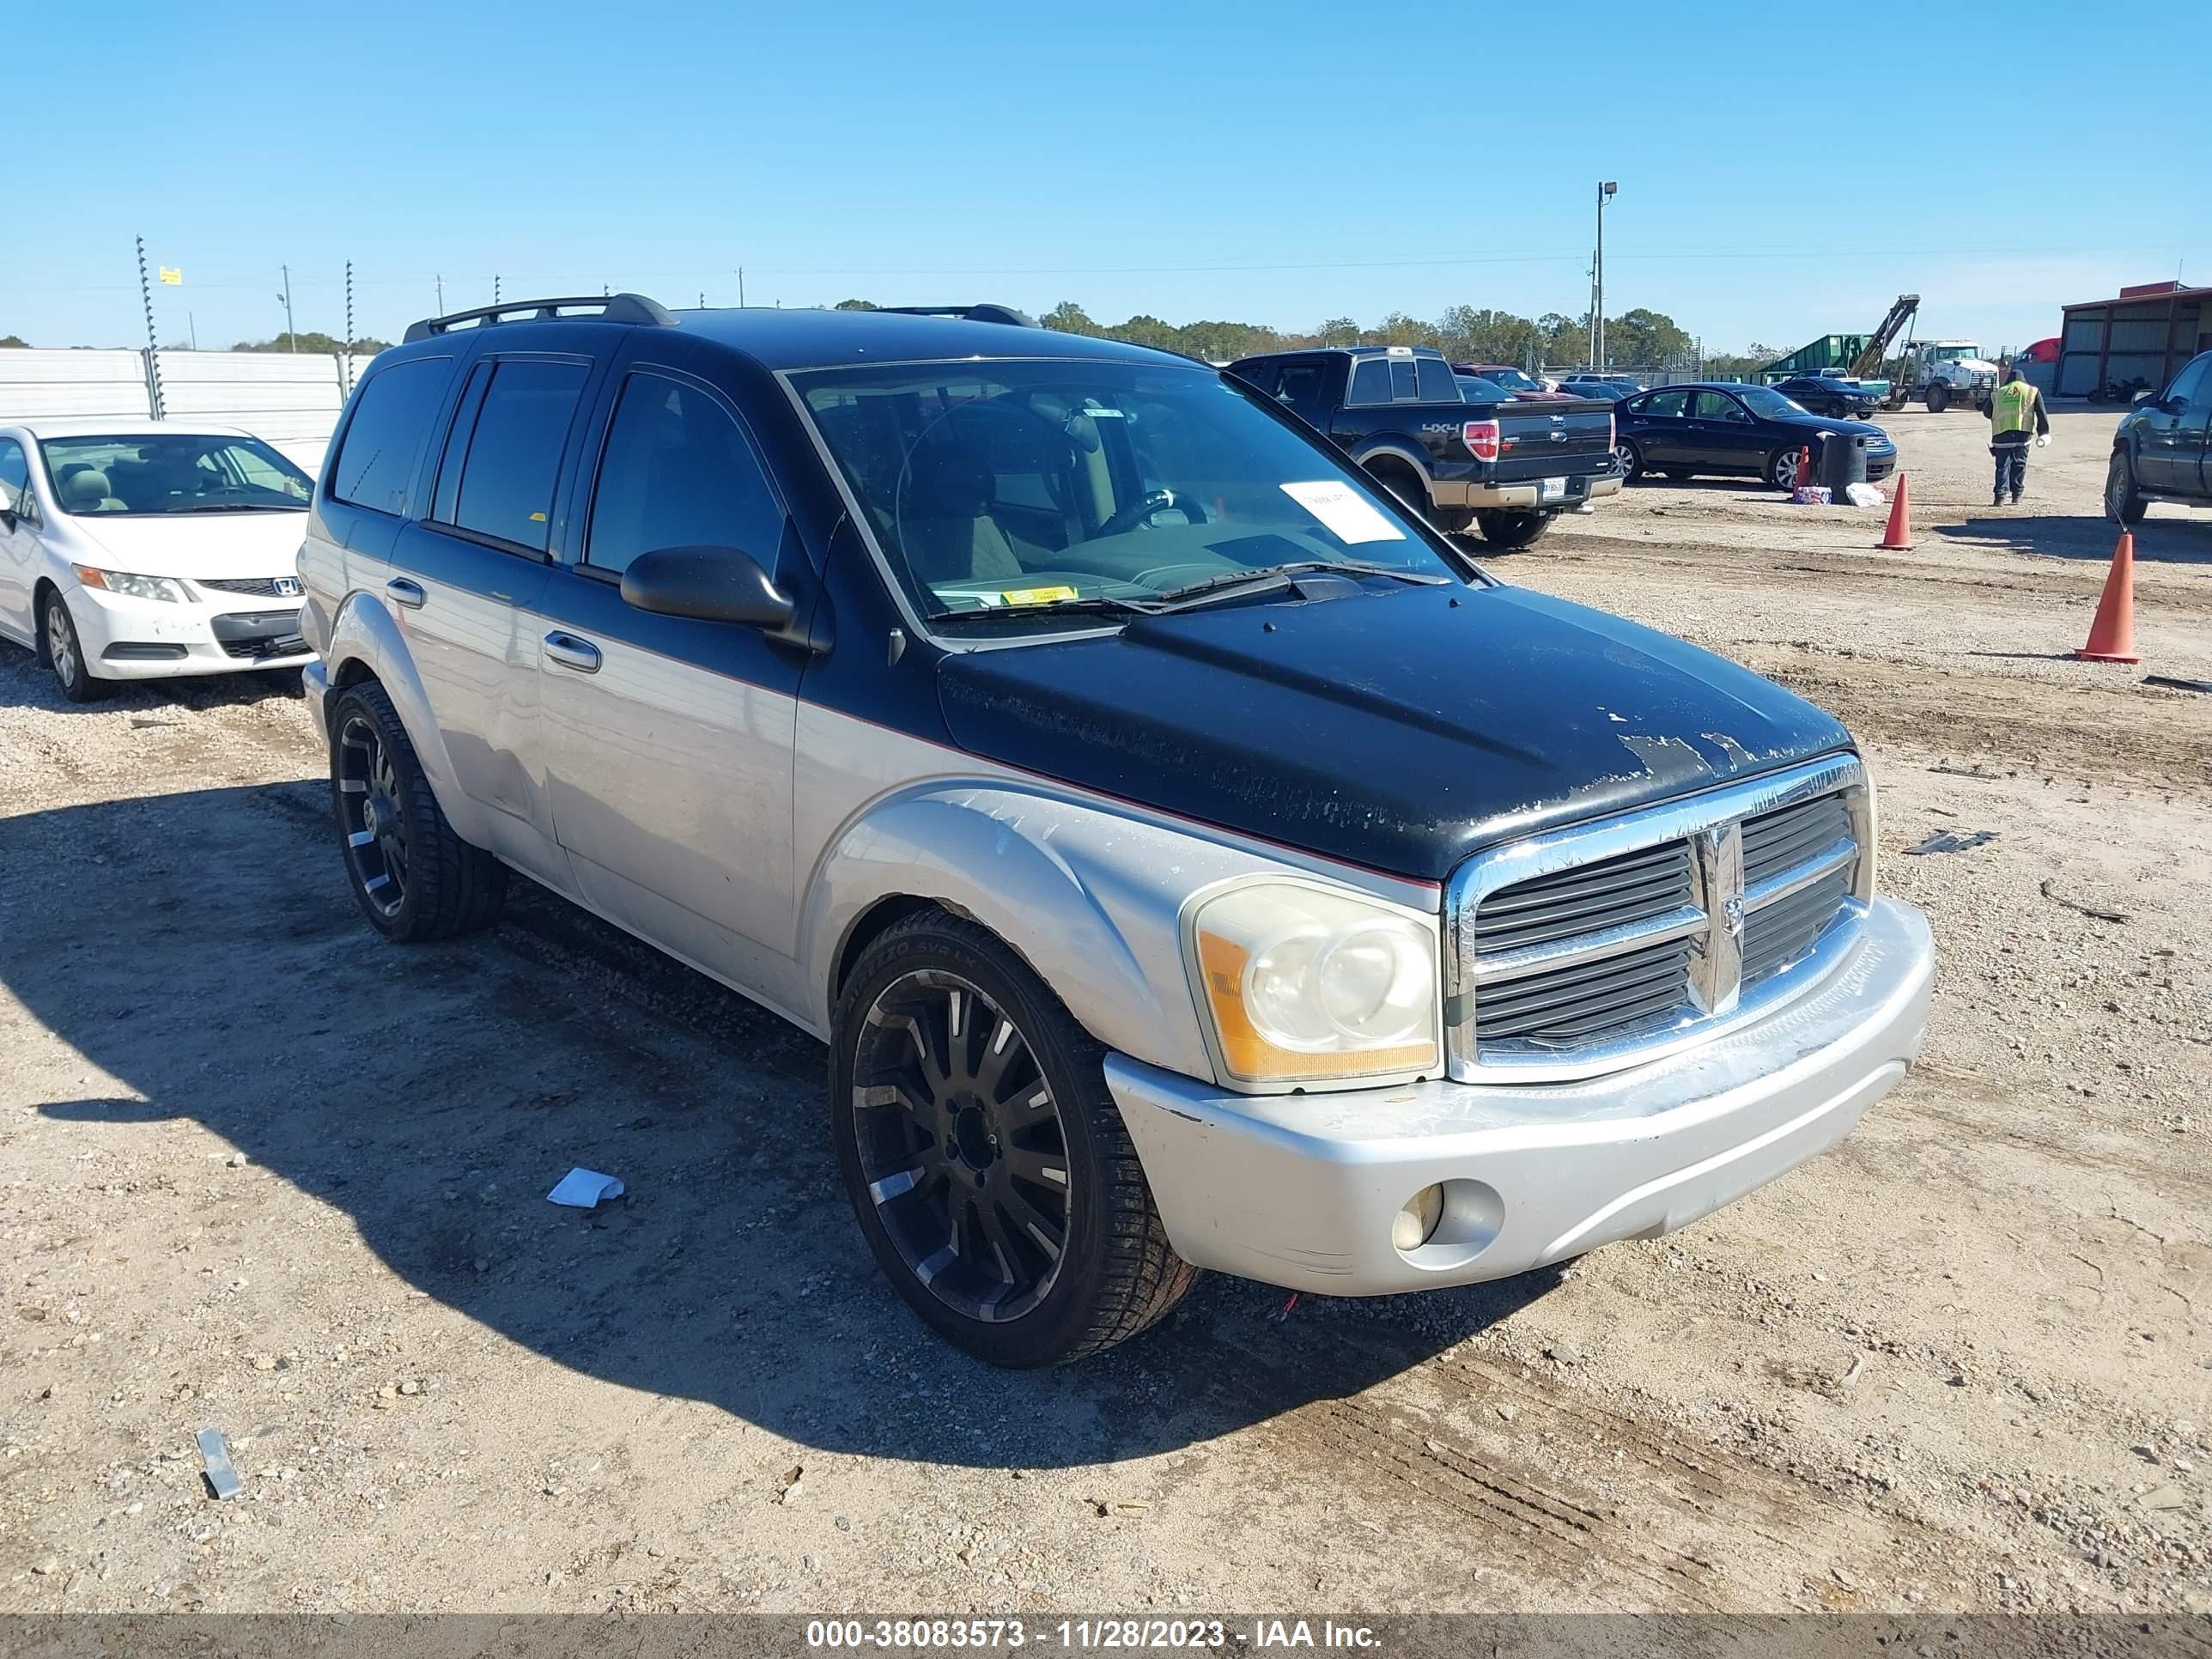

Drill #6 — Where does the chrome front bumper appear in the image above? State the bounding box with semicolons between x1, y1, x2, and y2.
1108;896;1932;1296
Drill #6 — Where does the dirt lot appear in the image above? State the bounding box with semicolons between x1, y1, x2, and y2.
2;405;2208;1619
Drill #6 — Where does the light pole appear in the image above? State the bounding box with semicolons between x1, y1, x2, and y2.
277;264;296;350
1593;181;1617;368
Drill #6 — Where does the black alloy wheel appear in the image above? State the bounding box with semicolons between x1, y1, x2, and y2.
337;709;410;923
848;967;1073;1326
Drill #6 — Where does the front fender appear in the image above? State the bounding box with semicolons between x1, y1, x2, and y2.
321;590;489;848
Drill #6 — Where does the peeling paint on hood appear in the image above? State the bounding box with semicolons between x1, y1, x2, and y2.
937;583;1852;882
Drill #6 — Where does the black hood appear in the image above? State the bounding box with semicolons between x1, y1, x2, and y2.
936;583;1851;882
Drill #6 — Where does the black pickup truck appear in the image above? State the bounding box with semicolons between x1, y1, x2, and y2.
1228;345;1620;548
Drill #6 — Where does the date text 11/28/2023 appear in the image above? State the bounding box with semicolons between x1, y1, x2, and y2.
805;1618;1382;1650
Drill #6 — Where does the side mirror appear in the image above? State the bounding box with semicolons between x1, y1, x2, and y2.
619;544;794;629
2132;388;2157;405
0;507;15;532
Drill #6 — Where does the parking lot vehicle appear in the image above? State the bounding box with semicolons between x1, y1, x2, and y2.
1772;373;1881;420
2106;348;2212;521
298;294;1934;1367
0;418;316;701
1612;383;1897;488
1904;340;2000;413
1559;373;1644;394
1231;345;1620;548
1454;364;1575;402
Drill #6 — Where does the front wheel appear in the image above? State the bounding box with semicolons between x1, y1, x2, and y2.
1613;439;1644;483
1473;508;1556;550
40;591;103;703
1924;383;1950;414
1767;446;1809;489
831;911;1195;1367
329;680;507;941
2106;449;2148;525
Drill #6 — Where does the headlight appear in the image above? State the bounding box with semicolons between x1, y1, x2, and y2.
73;566;189;604
1188;882;1440;1085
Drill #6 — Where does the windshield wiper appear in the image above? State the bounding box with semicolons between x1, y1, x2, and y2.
169;501;304;514
1150;559;1450;609
927;592;1164;624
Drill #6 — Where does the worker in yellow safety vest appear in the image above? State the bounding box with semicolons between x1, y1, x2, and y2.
1985;363;2051;507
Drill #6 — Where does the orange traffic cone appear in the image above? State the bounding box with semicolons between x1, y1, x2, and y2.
1880;472;1913;549
1795;445;1813;492
2075;532;2141;665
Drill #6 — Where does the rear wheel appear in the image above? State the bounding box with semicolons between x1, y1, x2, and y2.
1364;460;1463;533
1474;508;1555;550
2106;449;2149;525
1613;439;1644;483
831;911;1195;1367
40;591;103;703
1924;382;1949;414
330;680;506;942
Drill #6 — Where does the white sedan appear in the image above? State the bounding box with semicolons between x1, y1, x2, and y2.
0;419;317;702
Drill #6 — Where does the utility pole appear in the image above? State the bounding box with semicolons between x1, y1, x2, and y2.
135;235;165;418
738;267;746;307
494;273;501;306
343;261;356;394
1594;180;1617;369
435;273;445;313
278;264;295;349
188;313;198;350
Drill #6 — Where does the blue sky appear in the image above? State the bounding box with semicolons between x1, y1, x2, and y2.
8;0;2206;356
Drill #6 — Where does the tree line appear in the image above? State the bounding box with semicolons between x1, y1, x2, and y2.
836;297;1779;376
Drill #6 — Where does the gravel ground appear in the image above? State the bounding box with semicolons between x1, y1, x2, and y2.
1;404;2206;1618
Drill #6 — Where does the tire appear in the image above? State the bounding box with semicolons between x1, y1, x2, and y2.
1364;461;1455;532
1428;505;1475;535
40;590;105;703
329;680;506;942
830;909;1196;1367
1767;446;1808;489
1613;439;1643;483
1924;383;1949;414
2106;448;2149;525
1473;508;1555;550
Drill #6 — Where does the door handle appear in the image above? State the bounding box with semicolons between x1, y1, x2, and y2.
385;577;426;609
543;631;602;673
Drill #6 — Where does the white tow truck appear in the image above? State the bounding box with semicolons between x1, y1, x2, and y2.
1905;340;2002;413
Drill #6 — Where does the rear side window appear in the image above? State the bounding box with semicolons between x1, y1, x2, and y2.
585;373;786;576
1414;358;1457;401
447;359;590;553
1347;359;1391;405
330;358;452;516
1388;359;1419;399
1639;390;1690;418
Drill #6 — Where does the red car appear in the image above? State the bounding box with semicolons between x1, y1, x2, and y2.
1454;363;1578;401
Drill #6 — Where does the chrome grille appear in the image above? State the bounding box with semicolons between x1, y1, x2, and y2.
198;576;301;598
1446;756;1871;1083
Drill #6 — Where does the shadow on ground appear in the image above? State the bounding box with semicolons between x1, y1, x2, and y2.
1;778;1555;1473
1934;512;2212;565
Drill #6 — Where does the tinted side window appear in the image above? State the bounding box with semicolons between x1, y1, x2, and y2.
1692;392;1750;422
2166;354;2211;408
1415;358;1457;401
1640;390;1689;418
1231;361;1279;395
1276;364;1325;413
1347;359;1392;405
449;359;590;553
0;438;28;514
330;358;452;516
586;373;785;576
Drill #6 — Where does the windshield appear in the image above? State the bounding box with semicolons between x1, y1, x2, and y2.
1737;386;1809;418
1929;344;1983;362
40;432;313;516
794;359;1462;627
1455;375;1510;401
1485;368;1540;392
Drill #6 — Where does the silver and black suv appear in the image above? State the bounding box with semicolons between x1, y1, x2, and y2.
299;294;1935;1366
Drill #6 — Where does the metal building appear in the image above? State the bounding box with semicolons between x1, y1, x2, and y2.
2055;280;2210;398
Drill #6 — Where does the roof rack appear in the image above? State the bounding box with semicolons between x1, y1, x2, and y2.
875;304;1039;328
402;292;675;344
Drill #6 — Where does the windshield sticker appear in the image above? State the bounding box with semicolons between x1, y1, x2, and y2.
1279;481;1406;544
1000;585;1079;606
